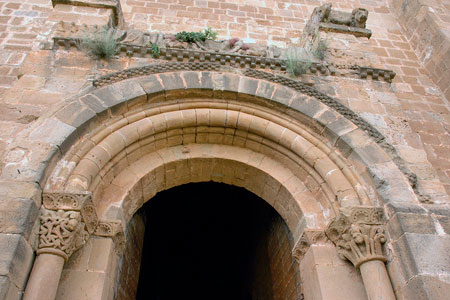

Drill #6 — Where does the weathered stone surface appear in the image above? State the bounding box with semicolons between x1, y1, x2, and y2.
392;233;450;281
387;212;436;240
0;234;34;291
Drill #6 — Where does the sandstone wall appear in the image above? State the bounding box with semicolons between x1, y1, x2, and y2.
0;1;449;299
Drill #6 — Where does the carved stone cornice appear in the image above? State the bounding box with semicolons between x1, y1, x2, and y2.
292;229;329;263
325;206;387;268
38;191;99;261
94;220;126;255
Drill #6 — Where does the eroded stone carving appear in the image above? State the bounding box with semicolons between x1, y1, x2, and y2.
37;209;89;261
292;229;329;263
325;206;387;268
303;3;372;40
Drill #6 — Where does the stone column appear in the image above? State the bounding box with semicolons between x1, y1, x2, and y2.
23;192;98;300
326;206;396;300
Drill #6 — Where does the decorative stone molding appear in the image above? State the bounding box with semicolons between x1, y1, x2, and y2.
37;191;99;260
51;0;123;26
51;21;396;83
292;229;329;263
94;220;126;255
325;206;387;268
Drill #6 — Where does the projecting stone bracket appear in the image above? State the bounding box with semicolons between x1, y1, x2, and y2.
292;229;330;263
94;219;126;255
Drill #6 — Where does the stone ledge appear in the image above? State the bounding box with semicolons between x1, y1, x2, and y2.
52;37;396;83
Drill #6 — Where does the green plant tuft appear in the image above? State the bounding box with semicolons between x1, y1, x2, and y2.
285;47;312;77
204;27;217;41
313;38;327;60
79;26;118;60
175;28;218;43
150;43;161;58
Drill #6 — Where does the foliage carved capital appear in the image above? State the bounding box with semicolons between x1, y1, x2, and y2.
37;208;89;261
325;206;387;268
38;191;99;260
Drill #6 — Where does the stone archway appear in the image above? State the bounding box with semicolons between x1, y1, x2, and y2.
17;67;408;300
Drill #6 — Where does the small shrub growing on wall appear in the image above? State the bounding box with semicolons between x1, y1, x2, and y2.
175;28;218;43
79;26;118;60
285;47;312;77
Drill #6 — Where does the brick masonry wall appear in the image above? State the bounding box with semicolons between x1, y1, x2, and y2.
251;214;301;300
114;211;146;300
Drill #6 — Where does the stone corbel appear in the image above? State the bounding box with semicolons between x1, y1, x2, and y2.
292;229;329;263
94;220;126;255
37;191;99;261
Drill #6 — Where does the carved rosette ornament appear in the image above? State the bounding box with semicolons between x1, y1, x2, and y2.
325;206;387;268
37;191;99;261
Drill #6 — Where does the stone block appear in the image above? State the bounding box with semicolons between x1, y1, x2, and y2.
392;233;450;281
387;212;436;240
0;234;34;291
56;270;109;300
91;85;123;109
79;94;108;114
0;197;38;239
238;77;258;98
399;275;450;300
29;118;76;148
55;100;96;129
137;75;164;96
255;80;275;99
271;86;295;107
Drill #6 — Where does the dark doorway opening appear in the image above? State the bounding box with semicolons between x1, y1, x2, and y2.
134;182;300;300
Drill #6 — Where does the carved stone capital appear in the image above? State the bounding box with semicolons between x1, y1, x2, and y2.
43;191;98;233
292;229;329;263
37;208;89;261
325;206;387;268
94;220;126;255
38;191;99;261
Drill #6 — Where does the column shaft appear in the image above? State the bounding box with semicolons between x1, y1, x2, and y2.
360;260;396;300
23;254;65;300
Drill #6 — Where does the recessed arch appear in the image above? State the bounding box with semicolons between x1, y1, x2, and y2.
16;67;416;300
31;70;417;241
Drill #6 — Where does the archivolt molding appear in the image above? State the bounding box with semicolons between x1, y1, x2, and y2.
32;70;417;239
90;63;416;193
45;98;377;236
